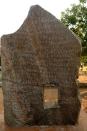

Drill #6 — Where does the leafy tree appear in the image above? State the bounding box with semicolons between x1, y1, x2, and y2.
61;0;87;57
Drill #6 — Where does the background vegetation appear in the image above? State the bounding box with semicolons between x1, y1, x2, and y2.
61;0;87;65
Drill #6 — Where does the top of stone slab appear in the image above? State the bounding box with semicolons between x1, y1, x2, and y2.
2;5;81;47
1;5;81;84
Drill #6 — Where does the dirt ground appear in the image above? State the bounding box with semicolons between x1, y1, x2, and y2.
78;75;87;113
79;75;87;83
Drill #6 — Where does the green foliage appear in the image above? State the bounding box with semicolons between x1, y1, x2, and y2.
61;0;87;48
81;56;87;65
61;0;87;64
80;0;86;4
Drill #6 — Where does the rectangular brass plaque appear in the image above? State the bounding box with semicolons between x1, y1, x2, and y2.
44;87;58;109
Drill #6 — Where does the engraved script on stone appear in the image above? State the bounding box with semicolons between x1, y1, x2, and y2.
1;5;81;127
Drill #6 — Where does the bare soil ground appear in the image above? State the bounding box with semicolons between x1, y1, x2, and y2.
79;75;87;83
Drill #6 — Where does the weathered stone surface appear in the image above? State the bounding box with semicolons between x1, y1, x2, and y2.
1;5;81;127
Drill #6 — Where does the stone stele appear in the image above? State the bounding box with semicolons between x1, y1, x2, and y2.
1;5;81;127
